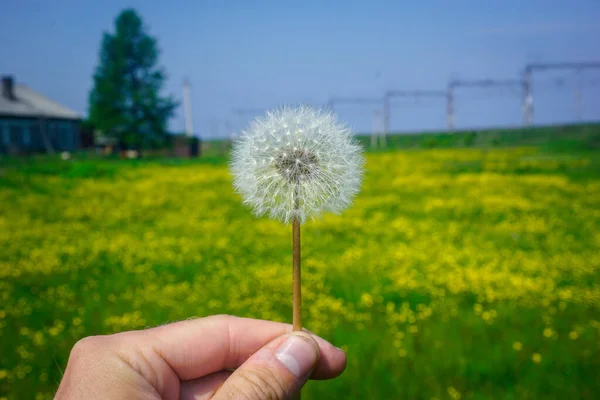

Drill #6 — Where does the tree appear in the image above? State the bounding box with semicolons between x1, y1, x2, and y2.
88;9;177;149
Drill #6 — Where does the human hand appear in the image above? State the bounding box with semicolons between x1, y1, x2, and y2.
54;314;346;399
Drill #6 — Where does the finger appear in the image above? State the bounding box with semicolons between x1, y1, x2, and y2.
213;332;320;400
134;314;346;380
180;371;231;400
301;327;347;381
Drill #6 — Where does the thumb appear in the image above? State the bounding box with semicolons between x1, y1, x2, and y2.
213;331;320;400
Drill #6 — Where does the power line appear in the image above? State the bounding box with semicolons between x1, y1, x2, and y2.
523;61;600;125
327;96;383;112
447;79;524;131
327;96;385;147
225;60;600;136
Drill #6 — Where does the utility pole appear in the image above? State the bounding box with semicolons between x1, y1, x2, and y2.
371;108;386;148
183;78;194;137
523;67;533;126
383;95;390;135
447;85;455;131
447;79;524;130
523;61;600;125
382;90;447;134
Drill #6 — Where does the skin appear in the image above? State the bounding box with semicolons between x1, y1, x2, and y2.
54;314;347;400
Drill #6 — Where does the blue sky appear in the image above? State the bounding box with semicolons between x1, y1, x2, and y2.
1;0;599;138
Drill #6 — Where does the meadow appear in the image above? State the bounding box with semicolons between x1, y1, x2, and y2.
1;136;600;398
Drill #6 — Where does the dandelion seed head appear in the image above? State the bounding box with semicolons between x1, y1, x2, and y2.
230;105;364;224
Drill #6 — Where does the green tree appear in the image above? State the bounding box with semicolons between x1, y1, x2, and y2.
88;9;177;149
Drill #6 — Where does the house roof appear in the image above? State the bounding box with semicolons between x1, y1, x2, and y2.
0;83;81;120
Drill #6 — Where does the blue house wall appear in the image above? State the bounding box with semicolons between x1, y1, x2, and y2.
0;117;80;153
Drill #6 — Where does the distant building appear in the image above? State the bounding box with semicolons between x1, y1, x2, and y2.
0;75;81;154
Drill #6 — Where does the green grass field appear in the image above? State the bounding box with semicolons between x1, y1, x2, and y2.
1;125;600;399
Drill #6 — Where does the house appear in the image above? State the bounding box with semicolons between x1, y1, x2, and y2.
0;75;81;154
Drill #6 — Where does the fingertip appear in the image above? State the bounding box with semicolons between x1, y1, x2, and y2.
334;346;347;376
311;338;347;380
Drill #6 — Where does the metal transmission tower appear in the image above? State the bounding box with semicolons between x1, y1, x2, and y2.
523;61;600;126
382;90;446;135
446;79;524;131
327;96;385;147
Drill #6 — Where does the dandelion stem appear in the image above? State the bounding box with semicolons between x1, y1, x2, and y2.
292;216;302;332
292;190;302;332
292;190;302;400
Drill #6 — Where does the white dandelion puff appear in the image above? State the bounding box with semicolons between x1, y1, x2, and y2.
230;106;364;224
